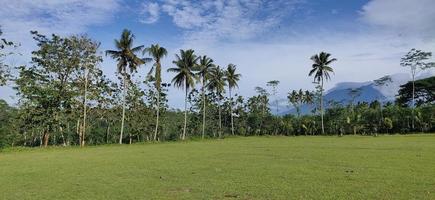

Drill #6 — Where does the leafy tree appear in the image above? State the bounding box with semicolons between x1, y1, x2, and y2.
168;49;198;140
16;32;86;147
309;52;336;135
225;64;241;135
0;27;15;86
208;66;227;138
143;44;168;141
105;29;147;144
397;76;435;106
66;35;104;146
400;49;434;129
383;117;393;134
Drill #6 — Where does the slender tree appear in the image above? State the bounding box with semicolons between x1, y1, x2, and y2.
143;44;167;141
400;49;434;130
374;76;393;128
196;56;215;139
105;29;146;144
226;64;241;135
70;36;103;147
267;80;280;114
208;66;227;138
168;49;198;140
309;52;336;135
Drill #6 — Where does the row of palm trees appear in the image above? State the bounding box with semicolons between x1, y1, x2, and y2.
168;50;241;140
106;29;241;142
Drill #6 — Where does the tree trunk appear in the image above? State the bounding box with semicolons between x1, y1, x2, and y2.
154;62;162;141
202;79;206;139
154;90;160;141
81;66;89;147
120;74;127;144
60;125;66;147
182;79;187;140
43;130;49;148
218;97;222;138
229;87;234;135
129;133;132;144
77;118;82;145
106;122;110;144
320;78;325;135
411;71;415;130
23;132;27;146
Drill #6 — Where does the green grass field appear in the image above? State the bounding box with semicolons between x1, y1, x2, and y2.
1;135;435;199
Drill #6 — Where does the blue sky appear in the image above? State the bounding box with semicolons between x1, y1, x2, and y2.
1;0;434;108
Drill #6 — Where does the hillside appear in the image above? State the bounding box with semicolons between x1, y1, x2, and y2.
277;71;435;115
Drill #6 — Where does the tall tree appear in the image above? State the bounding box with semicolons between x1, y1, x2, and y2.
143;44;167;141
0;27;15;86
267;80;280;114
226;64;241;135
309;52;336;135
374;75;393;127
105;29;146;144
208;66;227;138
168;49;198;140
16;32;87;147
196;55;215;139
69;35;103;147
400;49;434;129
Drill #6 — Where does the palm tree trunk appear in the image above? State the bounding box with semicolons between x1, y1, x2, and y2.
154;63;162;141
183;79;187;140
218;97;222;138
82;66;89;147
120;74;127;144
411;71;415;130
202;79;206;139
154;90;160;141
320;78;325;135
229;87;234;135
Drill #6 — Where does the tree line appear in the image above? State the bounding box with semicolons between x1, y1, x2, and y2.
0;28;434;148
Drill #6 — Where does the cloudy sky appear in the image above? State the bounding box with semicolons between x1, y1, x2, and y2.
1;0;434;108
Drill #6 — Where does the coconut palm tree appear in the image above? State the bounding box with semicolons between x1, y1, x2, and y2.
196;55;215;139
143;44;168;141
167;49;198;140
308;52;336;135
106;29;146;144
208;66;227;138
225;64;241;135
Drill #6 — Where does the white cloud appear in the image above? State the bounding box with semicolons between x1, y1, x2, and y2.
0;0;119;37
0;0;120;105
140;2;160;24
360;0;435;39
145;0;304;42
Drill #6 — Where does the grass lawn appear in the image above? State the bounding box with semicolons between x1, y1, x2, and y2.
1;135;435;199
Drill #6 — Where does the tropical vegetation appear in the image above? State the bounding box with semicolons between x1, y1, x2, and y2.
0;28;434;148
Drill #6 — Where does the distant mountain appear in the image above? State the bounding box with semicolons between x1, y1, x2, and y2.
275;71;435;116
